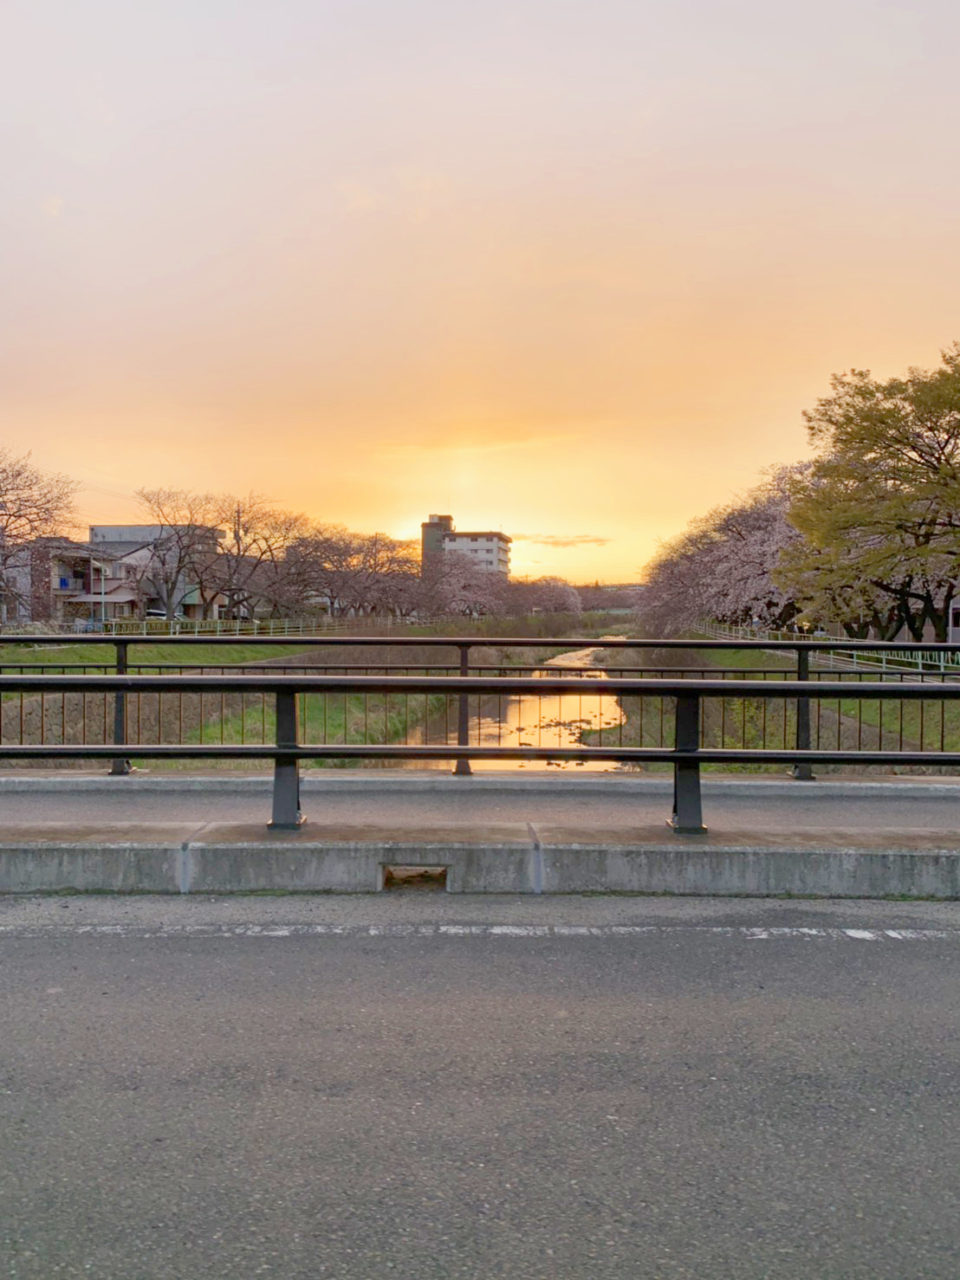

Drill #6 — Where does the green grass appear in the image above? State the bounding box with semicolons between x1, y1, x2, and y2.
179;689;451;766
0;639;316;672
584;638;960;772
696;646;795;674
814;691;960;753
0;612;609;673
582;641;801;772
690;643;960;756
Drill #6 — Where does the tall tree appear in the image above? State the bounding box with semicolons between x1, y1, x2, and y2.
134;488;222;619
503;577;582;617
427;551;506;618
780;345;960;639
0;450;78;623
203;496;310;619
286;526;422;618
637;467;802;635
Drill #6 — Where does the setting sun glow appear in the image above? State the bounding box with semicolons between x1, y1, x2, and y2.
4;1;960;581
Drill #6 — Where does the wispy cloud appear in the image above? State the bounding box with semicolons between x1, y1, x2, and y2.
515;533;611;548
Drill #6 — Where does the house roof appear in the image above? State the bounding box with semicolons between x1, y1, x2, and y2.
87;540;154;558
68;587;139;604
32;538;95;557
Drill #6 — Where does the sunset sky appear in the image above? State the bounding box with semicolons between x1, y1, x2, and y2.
3;0;959;581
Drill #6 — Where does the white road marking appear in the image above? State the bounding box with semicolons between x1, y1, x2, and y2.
0;923;958;941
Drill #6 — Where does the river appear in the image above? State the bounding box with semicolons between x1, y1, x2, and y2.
466;644;625;771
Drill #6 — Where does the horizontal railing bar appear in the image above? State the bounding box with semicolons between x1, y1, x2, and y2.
1;665;943;683
2;674;960;698
1;666;937;684
6;633;960;652
0;669;619;680
2;744;960;766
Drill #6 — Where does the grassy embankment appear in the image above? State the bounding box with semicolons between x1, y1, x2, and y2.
0;638;291;674
689;644;960;760
181;620;613;763
0;618;636;768
583;639;960;773
0;638;342;769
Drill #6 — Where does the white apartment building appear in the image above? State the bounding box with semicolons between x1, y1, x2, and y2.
421;515;511;576
442;529;511;574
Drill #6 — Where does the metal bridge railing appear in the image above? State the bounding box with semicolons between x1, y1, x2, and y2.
2;670;960;832
6;634;960;787
700;621;960;675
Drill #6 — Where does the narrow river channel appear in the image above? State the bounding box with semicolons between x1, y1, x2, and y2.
466;645;626;771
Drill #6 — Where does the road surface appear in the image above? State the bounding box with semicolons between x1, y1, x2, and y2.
2;894;960;1278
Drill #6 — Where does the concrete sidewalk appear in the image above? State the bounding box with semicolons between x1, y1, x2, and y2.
1;771;959;897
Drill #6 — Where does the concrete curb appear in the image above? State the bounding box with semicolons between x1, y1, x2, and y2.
2;836;959;897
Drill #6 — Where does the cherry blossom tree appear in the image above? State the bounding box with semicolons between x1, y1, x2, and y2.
637;466;803;635
502;576;581;616
428;552;506;618
286;526;422;618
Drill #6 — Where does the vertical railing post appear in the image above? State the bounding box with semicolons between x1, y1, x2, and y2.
109;640;131;776
269;689;304;828
792;647;814;780
670;692;705;833
454;644;472;776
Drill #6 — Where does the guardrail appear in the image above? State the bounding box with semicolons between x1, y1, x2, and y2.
5;637;960;773
101;618;354;638
6;636;960;782
700;621;960;674
2;671;960;831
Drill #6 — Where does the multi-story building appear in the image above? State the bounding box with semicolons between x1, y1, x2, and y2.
2;536;144;626
420;515;511;577
4;524;227;626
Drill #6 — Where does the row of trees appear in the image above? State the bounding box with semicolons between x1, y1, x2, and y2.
0;463;583;622
637;464;801;635
640;343;960;640
133;489;582;620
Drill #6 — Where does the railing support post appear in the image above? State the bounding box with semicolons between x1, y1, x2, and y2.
454;644;472;776
670;693;705;833
269;691;305;828
792;647;815;780
109;640;132;776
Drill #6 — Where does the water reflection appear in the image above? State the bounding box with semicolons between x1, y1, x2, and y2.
468;645;624;771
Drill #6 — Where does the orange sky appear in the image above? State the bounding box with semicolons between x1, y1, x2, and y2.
3;0;959;581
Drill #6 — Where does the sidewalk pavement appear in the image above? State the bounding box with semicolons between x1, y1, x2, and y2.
0;771;959;897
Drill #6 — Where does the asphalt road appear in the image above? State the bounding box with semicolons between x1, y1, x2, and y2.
3;895;960;1279
4;776;960;835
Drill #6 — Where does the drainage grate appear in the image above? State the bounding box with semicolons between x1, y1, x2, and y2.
382;865;448;891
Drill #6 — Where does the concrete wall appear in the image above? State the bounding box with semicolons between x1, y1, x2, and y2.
2;836;958;897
